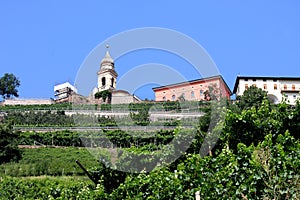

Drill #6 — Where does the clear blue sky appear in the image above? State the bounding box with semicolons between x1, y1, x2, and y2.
0;1;299;100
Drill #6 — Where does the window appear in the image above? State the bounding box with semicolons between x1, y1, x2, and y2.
292;85;296;90
163;96;166;101
245;84;249;90
191;91;195;98
172;95;176;101
284;84;287;90
111;78;114;87
293;95;297;99
200;90;204;95
101;77;106;86
263;84;267;90
274;84;277;90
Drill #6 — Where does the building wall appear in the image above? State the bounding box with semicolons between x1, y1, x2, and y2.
111;90;141;104
235;77;300;105
3;99;54;105
153;76;231;102
97;71;116;91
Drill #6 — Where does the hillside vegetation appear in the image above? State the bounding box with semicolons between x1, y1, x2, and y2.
0;87;299;199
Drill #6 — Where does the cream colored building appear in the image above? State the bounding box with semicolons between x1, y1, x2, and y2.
233;76;300;105
97;47;118;92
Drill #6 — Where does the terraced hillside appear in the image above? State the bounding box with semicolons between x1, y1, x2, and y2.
0;98;299;199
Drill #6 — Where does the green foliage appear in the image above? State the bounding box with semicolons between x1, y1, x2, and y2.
91;163;127;194
94;90;112;102
0;102;73;112
0;147;99;177
17;129;176;149
0;176;107;200
223;99;300;153
111;133;300;199
204;83;220;101
236;85;268;110
0;123;21;164
0;73;20;99
130;109;150;126
5;110;74;126
0;90;300;199
19;130;82;147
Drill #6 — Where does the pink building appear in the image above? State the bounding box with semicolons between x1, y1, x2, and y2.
152;75;231;102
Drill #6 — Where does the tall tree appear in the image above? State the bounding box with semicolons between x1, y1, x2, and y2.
0;73;21;99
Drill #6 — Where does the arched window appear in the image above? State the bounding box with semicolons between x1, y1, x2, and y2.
172;95;176;101
102;77;106;86
200;90;204;96
111;78;114;87
191;91;195;98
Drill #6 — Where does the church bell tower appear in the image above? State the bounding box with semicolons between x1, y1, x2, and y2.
97;45;118;92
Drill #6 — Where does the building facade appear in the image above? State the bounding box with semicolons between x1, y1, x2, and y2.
111;90;141;104
54;82;78;103
233;76;300;105
152;75;231;102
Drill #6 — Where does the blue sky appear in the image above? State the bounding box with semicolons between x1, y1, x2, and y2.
0;1;299;100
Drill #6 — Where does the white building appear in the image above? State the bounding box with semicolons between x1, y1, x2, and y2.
233;76;300;105
54;82;77;103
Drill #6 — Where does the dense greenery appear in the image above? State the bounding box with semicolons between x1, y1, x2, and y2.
0;86;299;199
18;129;177;148
235;85;268;110
94;90;112;102
0;100;204;112
110;132;299;199
1;132;298;199
0;123;21;164
0;147;99;177
0;176;106;200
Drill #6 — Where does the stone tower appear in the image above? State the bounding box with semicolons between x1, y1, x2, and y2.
97;46;118;92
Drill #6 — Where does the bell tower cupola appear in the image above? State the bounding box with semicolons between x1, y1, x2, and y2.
97;45;118;92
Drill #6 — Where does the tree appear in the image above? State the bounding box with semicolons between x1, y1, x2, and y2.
204;83;220;101
236;85;268;110
130;108;150;126
0;73;20;99
0;123;21;164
